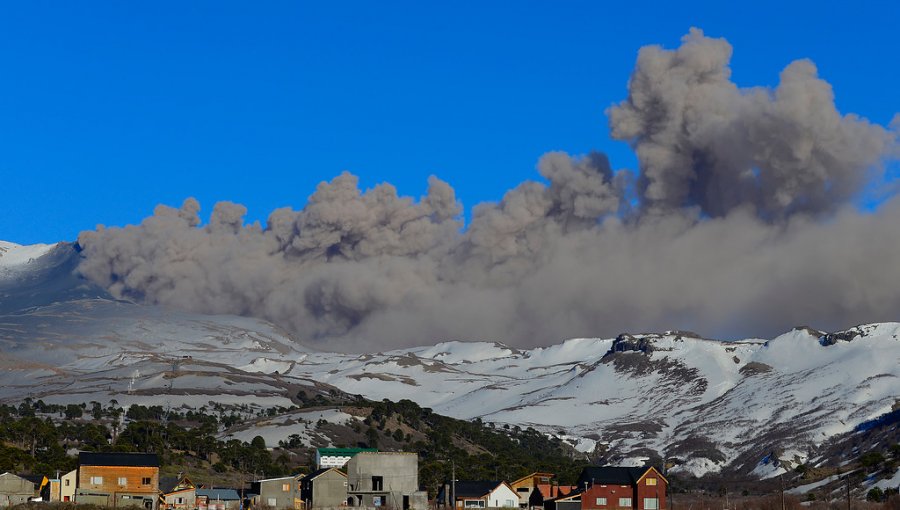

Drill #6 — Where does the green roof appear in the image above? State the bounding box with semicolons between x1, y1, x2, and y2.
317;448;378;456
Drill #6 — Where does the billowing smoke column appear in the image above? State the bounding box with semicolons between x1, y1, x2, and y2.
77;30;899;351
609;28;893;220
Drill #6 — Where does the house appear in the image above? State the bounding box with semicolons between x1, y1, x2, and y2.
577;466;667;510
316;448;377;469
444;481;518;509
196;488;242;510
75;452;160;510
527;484;576;510
509;473;554;508
299;467;348;509
255;474;303;509
345;452;427;510
161;476;197;510
0;473;38;506
59;469;77;502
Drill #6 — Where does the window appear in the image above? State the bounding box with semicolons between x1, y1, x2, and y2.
267;498;277;507
142;477;151;485
644;498;658;510
118;477;127;486
176;498;184;505
596;498;607;506
517;488;530;494
64;480;70;487
90;476;103;485
618;498;631;508
372;476;383;491
282;483;291;492
646;478;657;486
464;501;485;508
505;500;516;507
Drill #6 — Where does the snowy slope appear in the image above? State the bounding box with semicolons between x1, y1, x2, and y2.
0;240;898;479
284;327;899;477
0;240;58;278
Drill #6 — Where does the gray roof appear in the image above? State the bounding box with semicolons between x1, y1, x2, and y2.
196;489;241;500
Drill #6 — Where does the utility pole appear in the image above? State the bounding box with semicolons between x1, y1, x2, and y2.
846;475;851;510
452;460;456;510
779;475;785;510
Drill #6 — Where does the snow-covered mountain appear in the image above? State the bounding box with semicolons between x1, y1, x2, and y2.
0;241;898;480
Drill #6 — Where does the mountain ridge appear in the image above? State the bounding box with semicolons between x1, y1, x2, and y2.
0;240;897;482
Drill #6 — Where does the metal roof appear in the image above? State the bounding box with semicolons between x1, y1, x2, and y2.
196;489;241;500
78;452;159;467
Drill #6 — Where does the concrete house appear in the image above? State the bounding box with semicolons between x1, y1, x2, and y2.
76;452;160;510
510;473;554;508
346;452;427;510
577;466;667;510
0;473;38;507
299;468;348;509
255;474;303;509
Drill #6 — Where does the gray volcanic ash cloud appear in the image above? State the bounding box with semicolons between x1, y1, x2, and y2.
77;29;899;351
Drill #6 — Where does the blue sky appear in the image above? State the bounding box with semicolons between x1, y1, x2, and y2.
1;1;898;244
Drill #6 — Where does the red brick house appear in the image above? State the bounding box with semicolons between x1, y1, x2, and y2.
577;467;666;510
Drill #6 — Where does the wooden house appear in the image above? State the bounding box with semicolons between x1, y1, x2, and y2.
161;476;197;510
577;466;666;510
509;473;554;508
75;452;160;510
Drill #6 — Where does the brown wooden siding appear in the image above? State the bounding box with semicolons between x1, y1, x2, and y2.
79;466;160;495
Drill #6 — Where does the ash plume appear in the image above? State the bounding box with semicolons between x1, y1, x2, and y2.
77;29;899;351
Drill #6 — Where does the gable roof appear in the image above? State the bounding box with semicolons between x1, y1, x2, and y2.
303;468;347;482
78;452;159;467
0;472;30;482
258;474;302;483
453;481;505;499
511;472;555;487
196;489;241;500
577;466;655;486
